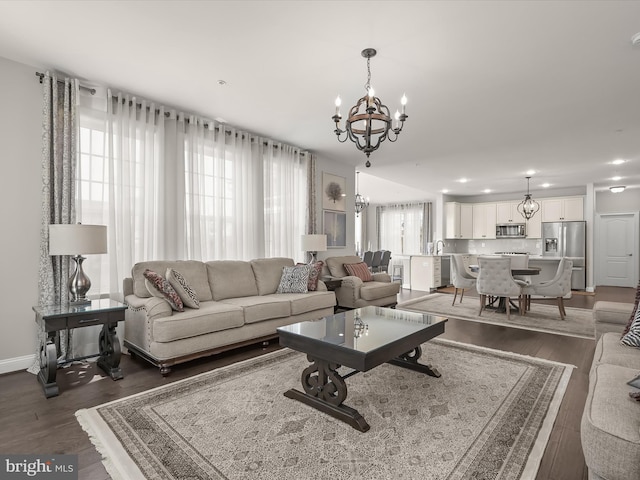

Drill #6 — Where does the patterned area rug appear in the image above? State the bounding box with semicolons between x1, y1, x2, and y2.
77;340;573;480
399;293;595;339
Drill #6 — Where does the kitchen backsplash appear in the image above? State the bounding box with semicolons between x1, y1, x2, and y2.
444;239;542;256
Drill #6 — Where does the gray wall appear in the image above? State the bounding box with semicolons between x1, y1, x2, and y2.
0;56;43;371
596;188;640;214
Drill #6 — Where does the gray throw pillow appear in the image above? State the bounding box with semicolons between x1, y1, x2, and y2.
166;268;200;309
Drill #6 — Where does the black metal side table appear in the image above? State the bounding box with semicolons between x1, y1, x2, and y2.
32;299;127;398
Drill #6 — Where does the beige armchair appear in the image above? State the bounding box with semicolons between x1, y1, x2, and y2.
325;255;400;309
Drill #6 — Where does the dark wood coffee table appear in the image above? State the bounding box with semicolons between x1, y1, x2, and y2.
277;306;448;432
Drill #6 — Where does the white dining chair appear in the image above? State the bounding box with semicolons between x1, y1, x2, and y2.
521;258;573;319
451;254;477;306
501;254;530;284
476;256;524;320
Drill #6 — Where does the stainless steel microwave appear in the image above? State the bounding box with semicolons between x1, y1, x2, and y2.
496;223;526;238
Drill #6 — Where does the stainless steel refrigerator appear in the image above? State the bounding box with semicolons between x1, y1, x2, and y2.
542;221;586;289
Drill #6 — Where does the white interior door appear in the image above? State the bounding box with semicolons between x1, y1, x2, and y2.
596;213;639;287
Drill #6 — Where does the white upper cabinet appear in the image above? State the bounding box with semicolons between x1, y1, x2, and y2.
445;202;473;239
541;196;584;222
472;203;497;239
526;214;542;238
496;202;522;223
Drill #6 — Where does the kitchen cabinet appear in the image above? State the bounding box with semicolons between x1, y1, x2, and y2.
445;202;473;239
496;202;521;223
541;197;584;222
410;255;442;291
526;214;542;238
472;203;496;239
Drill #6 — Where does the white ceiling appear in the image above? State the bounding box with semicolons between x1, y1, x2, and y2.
1;1;639;203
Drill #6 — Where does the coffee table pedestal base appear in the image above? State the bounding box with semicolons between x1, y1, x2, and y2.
285;348;440;432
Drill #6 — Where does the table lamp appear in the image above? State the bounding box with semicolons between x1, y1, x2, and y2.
301;234;327;263
49;224;108;305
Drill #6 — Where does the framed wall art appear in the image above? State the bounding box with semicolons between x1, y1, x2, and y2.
323;210;347;248
322;172;346;212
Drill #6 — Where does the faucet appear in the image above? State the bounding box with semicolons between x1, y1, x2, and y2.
435;239;445;255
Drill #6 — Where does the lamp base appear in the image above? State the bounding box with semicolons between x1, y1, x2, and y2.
69;299;92;307
68;255;92;305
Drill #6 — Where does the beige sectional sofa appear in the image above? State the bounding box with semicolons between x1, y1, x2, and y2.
325;255;400;309
123;257;336;375
581;300;640;480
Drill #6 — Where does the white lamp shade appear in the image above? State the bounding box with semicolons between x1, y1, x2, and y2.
49;224;108;255
301;234;327;252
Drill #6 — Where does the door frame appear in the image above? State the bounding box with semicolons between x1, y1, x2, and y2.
594;212;639;287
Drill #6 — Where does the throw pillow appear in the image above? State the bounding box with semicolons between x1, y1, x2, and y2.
143;269;184;312
296;261;324;291
277;265;312;293
621;280;640;338
621;304;640;348
344;262;373;282
166;268;200;309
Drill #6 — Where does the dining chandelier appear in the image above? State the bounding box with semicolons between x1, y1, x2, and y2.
355;171;369;216
332;48;408;168
517;176;540;220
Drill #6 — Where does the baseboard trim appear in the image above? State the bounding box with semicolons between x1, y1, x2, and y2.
586;286;595;293
0;354;36;375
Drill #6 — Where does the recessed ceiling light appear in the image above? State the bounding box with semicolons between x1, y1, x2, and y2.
214;116;227;123
611;159;626;165
526;170;536;176
442;189;449;193
612;176;622;181
610;186;626;193
632;32;640;46
483;189;491;193
459;178;468;183
541;183;551;188
217;80;227;86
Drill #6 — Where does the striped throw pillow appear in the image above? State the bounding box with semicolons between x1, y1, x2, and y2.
277;265;312;293
166;268;200;309
621;280;640;338
344;262;373;282
621;305;640;348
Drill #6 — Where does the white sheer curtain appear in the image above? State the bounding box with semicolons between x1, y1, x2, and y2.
181;116;262;260
77;90;166;296
378;202;427;255
263;141;307;260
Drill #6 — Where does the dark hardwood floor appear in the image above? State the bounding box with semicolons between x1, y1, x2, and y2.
0;286;635;480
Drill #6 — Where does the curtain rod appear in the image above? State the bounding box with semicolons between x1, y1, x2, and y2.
111;96;307;154
35;72;96;95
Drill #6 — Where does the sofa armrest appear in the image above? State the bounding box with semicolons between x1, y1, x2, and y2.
125;295;172;321
372;272;391;283
340;276;364;289
123;277;134;297
315;280;328;292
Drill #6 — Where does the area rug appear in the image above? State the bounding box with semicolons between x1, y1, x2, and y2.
76;339;573;480
399;293;595;339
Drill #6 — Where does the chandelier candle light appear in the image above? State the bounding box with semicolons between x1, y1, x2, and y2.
333;48;408;167
355;171;369;216
517;176;540;220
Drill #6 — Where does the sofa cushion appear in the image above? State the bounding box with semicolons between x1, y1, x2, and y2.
166;268;200;309
594;301;636;325
251;257;295;295
144;270;184;312
132;260;212;301
344;262;373;282
275;291;336;315
152;301;245;343
207;260;259;301
594;332;640;370
220;296;291;324
277;265;312;293
326;255;364;278
581;362;640;480
359;281;401;301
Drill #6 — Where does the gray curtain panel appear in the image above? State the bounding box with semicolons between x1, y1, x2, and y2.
306;153;317;234
31;72;78;370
